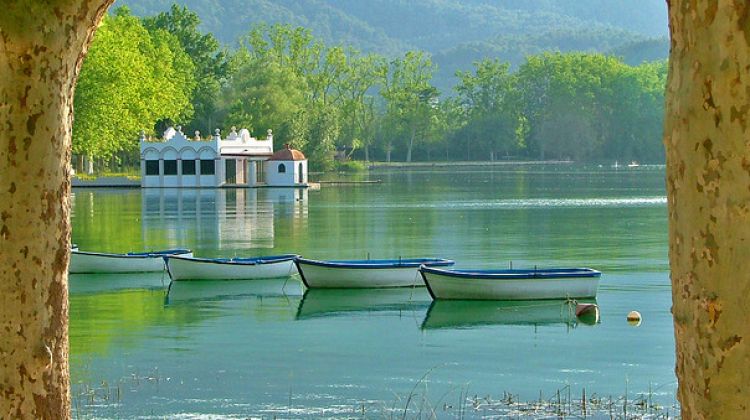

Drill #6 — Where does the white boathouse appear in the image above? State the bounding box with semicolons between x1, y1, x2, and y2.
266;144;308;187
139;126;308;188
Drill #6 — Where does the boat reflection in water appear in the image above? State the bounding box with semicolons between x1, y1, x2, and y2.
295;287;432;320
421;299;600;330
165;278;304;304
69;272;168;295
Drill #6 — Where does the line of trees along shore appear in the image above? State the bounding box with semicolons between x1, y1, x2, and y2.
74;5;667;172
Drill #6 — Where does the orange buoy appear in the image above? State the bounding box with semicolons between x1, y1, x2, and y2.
627;310;642;326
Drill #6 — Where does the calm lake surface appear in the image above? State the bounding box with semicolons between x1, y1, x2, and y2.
70;165;676;418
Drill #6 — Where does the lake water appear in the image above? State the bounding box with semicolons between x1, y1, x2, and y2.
69;165;677;418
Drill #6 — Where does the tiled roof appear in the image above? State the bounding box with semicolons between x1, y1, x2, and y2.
268;144;306;161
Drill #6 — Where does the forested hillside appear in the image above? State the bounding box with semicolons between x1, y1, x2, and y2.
121;0;668;48
71;2;671;175
120;0;669;90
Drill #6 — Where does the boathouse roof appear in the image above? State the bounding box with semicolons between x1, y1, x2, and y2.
268;144;306;161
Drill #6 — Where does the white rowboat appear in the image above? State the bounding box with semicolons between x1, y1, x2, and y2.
420;266;601;300
295;257;454;289
69;249;192;274
165;254;298;281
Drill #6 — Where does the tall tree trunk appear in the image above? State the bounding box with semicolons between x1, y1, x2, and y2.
665;1;750;417
0;1;112;418
406;126;415;162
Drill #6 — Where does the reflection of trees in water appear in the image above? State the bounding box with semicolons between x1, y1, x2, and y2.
70;277;304;381
72;189;146;252
69;288;200;370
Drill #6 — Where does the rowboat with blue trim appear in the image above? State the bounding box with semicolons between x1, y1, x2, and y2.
165;254;298;281
419;266;601;300
69;248;192;274
295;257;454;288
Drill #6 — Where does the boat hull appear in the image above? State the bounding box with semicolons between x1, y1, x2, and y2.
295;258;454;288
69;250;192;274
166;255;298;281
420;267;601;300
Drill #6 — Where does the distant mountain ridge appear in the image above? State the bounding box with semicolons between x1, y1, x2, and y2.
120;0;669;89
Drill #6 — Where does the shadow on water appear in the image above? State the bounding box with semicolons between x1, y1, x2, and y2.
164;277;304;304
68;272;168;295
421;299;600;330
295;287;432;320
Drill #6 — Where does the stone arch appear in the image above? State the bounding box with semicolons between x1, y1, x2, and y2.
197;147;217;159
141;147;160;160
178;147;198;160
160;147;179;160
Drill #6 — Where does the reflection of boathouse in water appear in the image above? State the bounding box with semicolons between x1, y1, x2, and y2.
141;188;308;250
139;126;308;188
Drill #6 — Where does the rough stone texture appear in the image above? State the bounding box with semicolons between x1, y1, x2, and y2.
0;1;113;418
665;1;750;418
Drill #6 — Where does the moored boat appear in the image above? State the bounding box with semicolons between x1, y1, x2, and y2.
295;257;454;288
69;248;192;274
165;254;298;281
419;266;601;300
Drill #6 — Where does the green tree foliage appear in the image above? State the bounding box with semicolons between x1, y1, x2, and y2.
74;5;667;169
336;54;383;161
515;53;666;162
224;24;383;169
120;0;668;92
379;51;439;162
453;59;522;160
143;4;229;133
73;7;195;168
224;57;306;141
